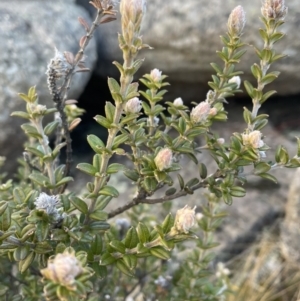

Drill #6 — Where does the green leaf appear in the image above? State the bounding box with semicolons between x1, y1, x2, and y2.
100;252;117;266
105;101;116;123
110;240;126;253
251;63;262;80
124;227;139;249
260;90;277;104
177;174;185;190
143;177;158;193
125;82;139;101
186;178;199;188
112;133;129;149
210;62;222;74
76;163;97;176
116;259;135;277
244;80;254;98
1;207;11;231
222;193;233;205
36;220;50;242
230;186;246;198
162;213;174;234
93;154;102;170
34;241;53;254
19;252;35;273
11;111;30;119
199;163;207;179
165;187;176;196
89;209;108;221
44;120;60;136
14;246;30;261
94;115;112;129
29;172;51;186
51;142;66;159
260;71;280;85
258;173;278;183
107;77;121;94
70;196;88;214
123;254;137;270
87;135;105;154
0;201;8;216
154;170;167;182
243;107;253;124
137;222;150;243
21;124;42;139
124;169;139;182
149;246;170;260
94;195;112;211
99;186;119;197
107;163;125;174
89;221;110;231
56;176;73;187
254;162;271;174
91;234;103;255
18;93;31;103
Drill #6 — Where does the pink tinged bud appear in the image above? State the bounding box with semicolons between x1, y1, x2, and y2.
242;130;264;149
190;101;211;123
124;97;142;113
227;5;246;37
217;138;225;145
209;107;217;117
228;76;241;89
261;0;287;20
150;68;162;83
154;148;173;171
120;0;146;29
41;252;82;288
174;205;196;234
173;97;184;106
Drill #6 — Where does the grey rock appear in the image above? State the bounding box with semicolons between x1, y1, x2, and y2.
94;0;300;100
0;0;97;170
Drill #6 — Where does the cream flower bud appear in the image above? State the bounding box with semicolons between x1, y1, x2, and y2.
174;205;196;234
173;97;184;106
261;0;287;20
32;104;47;115
209;107;217;117
124;97;142;113
242;130;264;149
150;68;162;83
41;251;82;288
216;262;231;278
217;138;225;145
120;0;146;32
190;101;211;123
227;5;246;37
228;76;241;89
154;148;173;171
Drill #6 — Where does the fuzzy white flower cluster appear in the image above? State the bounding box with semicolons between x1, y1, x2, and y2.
34;192;61;221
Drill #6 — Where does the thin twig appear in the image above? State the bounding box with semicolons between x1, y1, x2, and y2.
108;181;207;218
55;9;107;193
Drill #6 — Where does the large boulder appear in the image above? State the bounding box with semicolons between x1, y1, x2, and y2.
91;0;300;100
0;0;97;170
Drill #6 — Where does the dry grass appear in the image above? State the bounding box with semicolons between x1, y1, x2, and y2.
226;226;300;301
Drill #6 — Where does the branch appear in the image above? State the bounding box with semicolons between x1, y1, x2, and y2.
107;181;207;218
55;9;109;193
